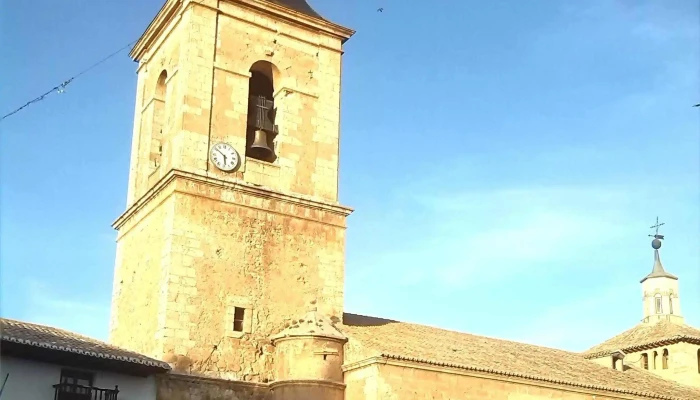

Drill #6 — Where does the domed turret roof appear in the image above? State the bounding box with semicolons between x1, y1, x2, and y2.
271;307;346;342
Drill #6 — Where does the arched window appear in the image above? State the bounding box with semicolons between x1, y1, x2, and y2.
662;349;669;369
669;296;674;314
641;353;649;370
150;70;168;170
156;70;167;99
246;61;279;163
654;294;663;314
653;351;658;369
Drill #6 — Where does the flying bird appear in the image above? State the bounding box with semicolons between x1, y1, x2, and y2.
377;8;384;12
693;104;700;107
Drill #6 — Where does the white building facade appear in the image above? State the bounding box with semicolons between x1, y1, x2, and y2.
0;318;170;400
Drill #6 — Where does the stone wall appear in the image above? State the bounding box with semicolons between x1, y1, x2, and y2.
126;0;182;205
212;1;344;203
109;192;175;358
156;373;269;400
158;177;348;381
626;343;700;388
345;362;632;400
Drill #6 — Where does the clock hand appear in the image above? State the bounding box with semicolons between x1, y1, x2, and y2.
216;149;227;163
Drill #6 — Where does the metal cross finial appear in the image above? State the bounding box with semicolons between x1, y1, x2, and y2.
648;217;665;239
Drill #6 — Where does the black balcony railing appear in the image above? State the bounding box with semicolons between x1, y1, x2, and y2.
53;383;118;400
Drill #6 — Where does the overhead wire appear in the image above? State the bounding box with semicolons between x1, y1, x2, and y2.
1;40;138;121
1;0;220;122
2;0;367;122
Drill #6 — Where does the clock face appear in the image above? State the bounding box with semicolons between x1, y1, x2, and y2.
209;142;240;172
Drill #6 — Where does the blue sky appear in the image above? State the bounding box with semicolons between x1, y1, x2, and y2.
1;0;698;352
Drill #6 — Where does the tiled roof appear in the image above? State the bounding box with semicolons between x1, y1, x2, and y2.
584;319;700;358
340;313;700;400
265;0;324;19
0;318;171;371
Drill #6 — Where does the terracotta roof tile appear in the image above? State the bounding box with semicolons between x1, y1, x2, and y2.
584;319;700;358
0;318;171;371
340;313;700;400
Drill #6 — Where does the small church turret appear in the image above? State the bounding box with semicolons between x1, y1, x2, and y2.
270;301;347;400
640;218;684;325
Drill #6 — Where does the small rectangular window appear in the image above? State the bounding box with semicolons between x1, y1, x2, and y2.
233;307;245;332
655;297;663;314
669;298;674;314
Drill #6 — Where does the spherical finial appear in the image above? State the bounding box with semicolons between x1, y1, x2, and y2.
651;238;662;249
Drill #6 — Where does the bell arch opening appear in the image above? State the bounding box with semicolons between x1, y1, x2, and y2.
246;61;280;163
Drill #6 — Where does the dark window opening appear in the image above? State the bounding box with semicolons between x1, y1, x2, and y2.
233;307;245;332
56;370;95;400
662;349;669;369
246;62;278;163
696;348;699;373
61;369;93;387
655;296;662;314
653;351;658;369
151;69;167;170
641;353;649;370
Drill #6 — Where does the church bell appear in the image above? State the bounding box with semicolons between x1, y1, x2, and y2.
250;129;273;158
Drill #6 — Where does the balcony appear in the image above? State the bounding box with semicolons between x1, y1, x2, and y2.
53;383;119;400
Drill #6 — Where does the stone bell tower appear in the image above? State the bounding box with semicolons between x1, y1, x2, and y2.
108;0;354;382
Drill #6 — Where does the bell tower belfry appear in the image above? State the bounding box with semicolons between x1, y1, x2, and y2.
109;0;354;381
640;218;684;325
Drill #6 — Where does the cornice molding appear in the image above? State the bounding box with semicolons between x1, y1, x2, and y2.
229;0;354;43
130;0;354;62
131;0;183;61
271;334;347;346
113;169;353;230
